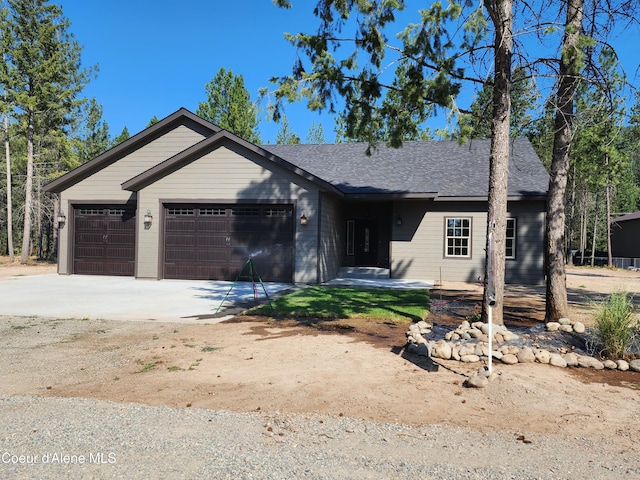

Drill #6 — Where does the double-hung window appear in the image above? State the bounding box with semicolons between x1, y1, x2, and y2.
445;217;471;258
506;218;516;259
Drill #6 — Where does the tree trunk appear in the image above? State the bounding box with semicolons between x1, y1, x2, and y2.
590;193;598;267
4;114;13;262
482;0;513;325
20;111;34;264
545;0;584;322
605;155;612;268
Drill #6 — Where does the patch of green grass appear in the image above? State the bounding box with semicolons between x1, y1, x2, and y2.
134;358;157;373
201;346;219;352
11;325;29;330
249;286;429;323
168;365;184;372
593;291;639;359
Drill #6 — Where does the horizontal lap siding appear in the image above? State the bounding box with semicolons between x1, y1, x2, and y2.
58;125;208;275
318;194;344;283
137;144;320;283
391;200;545;285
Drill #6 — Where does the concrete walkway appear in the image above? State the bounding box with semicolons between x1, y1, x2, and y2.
0;274;292;323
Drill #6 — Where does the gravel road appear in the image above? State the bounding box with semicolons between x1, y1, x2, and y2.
0;395;636;479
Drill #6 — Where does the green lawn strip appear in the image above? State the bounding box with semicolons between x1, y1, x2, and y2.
250;286;429;323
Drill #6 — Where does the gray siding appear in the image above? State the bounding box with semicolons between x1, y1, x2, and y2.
136;143;322;283
391;200;545;285
318;193;345;283
58;124;208;274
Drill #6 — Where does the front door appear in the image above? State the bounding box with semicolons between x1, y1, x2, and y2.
354;220;378;266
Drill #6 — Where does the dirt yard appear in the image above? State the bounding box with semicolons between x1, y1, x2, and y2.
1;257;639;445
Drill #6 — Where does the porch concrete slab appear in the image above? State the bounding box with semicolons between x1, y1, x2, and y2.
324;277;434;289
0;274;292;324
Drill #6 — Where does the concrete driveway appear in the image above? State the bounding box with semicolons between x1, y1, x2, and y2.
0;274;293;323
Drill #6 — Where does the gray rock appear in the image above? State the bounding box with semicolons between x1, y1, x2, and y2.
572;321;586;334
559;325;574;333
577;356;604;370
616;359;630;371
563;352;580;367
603;360;618;370
630;359;640;372
461;332;472;340
546;322;560;332
535;350;551;364
549;354;567;368
491;350;503;361
501;354;518;365
465;375;489;388
460;354;481;363
517;347;536;363
558;317;571;326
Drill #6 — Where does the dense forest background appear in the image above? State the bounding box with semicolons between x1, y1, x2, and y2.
1;0;639;265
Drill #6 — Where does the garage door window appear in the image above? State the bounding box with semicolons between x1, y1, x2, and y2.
232;207;259;216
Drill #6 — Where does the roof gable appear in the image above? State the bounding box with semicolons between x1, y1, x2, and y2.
44;108;220;193
121;129;344;196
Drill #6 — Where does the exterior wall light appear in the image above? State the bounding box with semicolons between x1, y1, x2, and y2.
57;212;66;228
396;215;402;226
143;210;153;229
300;213;308;225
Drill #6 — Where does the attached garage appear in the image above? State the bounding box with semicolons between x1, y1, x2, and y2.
163;204;294;282
73;206;136;276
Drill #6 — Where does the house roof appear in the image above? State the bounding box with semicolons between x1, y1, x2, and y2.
45;107;549;201
611;211;640;223
44;108;221;194
263;138;549;199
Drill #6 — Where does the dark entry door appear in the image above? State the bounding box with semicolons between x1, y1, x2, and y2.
73;207;136;276
354;220;378;266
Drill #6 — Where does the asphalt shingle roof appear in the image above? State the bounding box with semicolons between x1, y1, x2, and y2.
263;138;548;198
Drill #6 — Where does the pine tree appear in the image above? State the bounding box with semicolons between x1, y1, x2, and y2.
3;0;92;262
197;67;261;143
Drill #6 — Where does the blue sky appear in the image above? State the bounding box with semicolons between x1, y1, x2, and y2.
62;1;639;145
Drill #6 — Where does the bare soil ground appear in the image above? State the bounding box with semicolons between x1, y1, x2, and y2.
1;257;639;444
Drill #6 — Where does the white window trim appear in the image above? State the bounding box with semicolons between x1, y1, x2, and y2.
444;217;472;258
506;218;517;260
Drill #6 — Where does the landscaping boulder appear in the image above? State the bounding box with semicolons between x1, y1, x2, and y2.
630;360;640;373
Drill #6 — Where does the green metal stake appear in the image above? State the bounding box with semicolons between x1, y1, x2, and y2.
215;258;273;315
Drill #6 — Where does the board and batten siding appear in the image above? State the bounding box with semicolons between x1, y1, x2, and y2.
135;143;322;283
57;124;209;274
391;200;545;285
317;193;345;283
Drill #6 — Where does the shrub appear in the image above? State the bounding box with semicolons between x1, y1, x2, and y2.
593;291;638;359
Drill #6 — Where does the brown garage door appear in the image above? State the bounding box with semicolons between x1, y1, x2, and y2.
163;204;293;282
73;207;136;276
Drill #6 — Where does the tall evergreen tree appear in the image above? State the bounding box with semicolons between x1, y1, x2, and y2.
3;0;92;262
306;121;325;144
75;98;110;162
113;126;130;146
272;0;514;323
275;115;300;144
197;67;261;143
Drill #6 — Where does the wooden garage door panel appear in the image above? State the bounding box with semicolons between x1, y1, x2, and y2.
164;204;293;282
74;207;135;276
